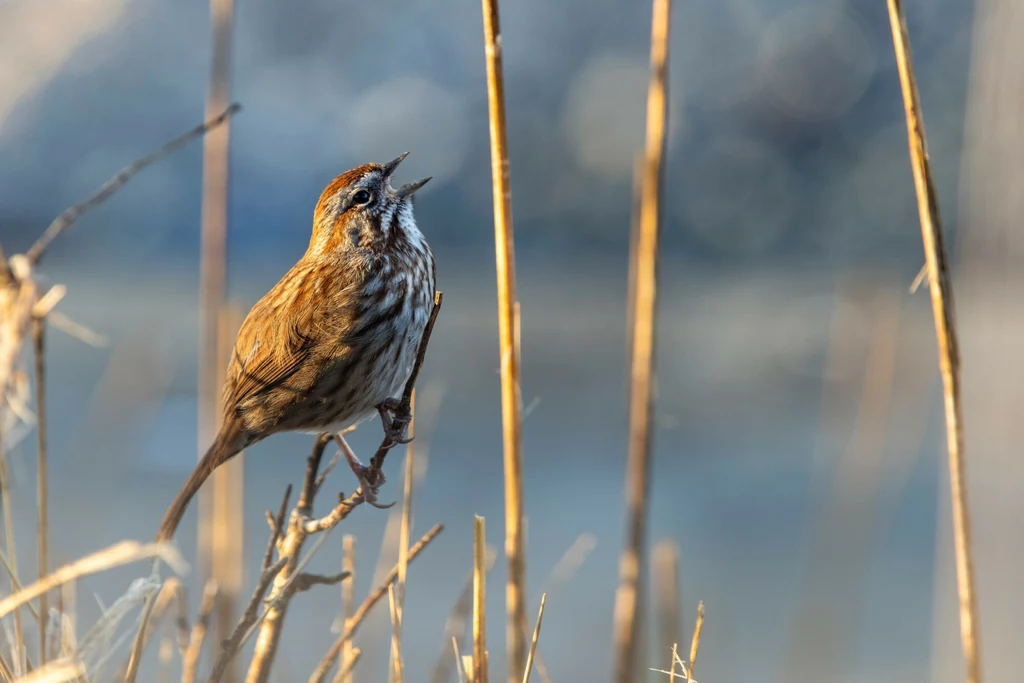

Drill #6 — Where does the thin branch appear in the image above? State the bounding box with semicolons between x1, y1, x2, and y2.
613;0;671;680
886;2;982;682
206;557;287;683
387;584;404;683
182;581;219;683
309;524;444;683
25;105;240;265
330;648;361;683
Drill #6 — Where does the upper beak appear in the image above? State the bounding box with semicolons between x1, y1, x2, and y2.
383;152;431;198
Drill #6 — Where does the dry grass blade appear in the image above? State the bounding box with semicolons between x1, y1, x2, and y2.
687;601;704;680
472;516;487;683
0;543;185;621
479;0;526;678
452;638;466;683
652;540;680;671
886;1;983;682
10;658;85;683
613;0;671;681
33;319;49;666
387;585;403;683
24;104;240;266
0;448;27;674
309;523;444;683
182;581;219;683
520;594;545;683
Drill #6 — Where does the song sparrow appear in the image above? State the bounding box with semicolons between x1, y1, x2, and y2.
155;153;435;542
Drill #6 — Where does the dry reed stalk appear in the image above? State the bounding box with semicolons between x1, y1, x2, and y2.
340;536;355;683
331;648;361;683
309;524;444;683
32;319;49;666
452;638;466;683
210;305;245;683
196;2;237;678
520;594;545;683
613;0;671;680
479;0;527;678
472;516;487;683
387;585;403;683
0;445;27;673
886;2;983;681
687;602;704;680
651;540;680;671
391;393;416;683
182;581;220;683
429;546;497;683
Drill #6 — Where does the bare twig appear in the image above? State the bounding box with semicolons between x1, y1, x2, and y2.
479;0;526;678
613;0;671;681
886;2;982;682
309;524;444;683
331;648;361;683
33;318;49;666
25;104;240;266
521;594;545;683
182;581;219;683
472;517;487;683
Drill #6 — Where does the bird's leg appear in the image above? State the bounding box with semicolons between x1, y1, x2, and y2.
377;398;413;445
333;433;392;509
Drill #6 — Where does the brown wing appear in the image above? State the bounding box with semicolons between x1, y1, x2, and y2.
220;261;361;425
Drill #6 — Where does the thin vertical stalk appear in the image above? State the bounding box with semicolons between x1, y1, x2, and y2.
613;0;671;681
472;516;488;683
33;318;48;665
886;2;982;682
391;393;415;683
479;0;526;679
0;449;25;674
341;536;355;683
520;594;545;683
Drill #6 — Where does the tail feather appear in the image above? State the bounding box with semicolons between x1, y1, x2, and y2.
155;423;246;543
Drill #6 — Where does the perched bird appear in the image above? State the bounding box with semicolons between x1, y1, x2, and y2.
156;153;434;542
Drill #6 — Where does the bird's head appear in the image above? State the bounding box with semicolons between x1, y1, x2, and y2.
309;153;431;256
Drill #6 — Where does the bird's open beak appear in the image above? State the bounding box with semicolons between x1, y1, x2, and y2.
383;152;431;198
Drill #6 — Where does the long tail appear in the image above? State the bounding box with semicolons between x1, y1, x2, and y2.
155;423;245;543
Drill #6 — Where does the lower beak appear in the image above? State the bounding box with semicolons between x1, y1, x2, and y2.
394;176;432;198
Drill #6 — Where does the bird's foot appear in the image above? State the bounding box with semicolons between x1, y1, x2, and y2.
377;398;413;446
334;434;392;509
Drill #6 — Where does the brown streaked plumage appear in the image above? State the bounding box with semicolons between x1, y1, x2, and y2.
156;153;435;542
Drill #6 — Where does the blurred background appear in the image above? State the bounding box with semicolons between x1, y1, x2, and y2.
2;0;1023;681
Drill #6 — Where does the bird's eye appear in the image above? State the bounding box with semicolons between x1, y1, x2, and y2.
352;190;372;205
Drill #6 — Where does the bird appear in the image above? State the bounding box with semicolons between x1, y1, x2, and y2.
155;153;435;543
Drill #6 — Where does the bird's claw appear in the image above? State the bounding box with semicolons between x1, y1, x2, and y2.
335;433;390;507
377;400;413;445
